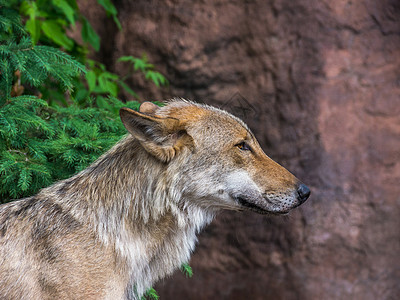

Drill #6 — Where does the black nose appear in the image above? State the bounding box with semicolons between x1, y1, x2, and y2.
297;183;310;203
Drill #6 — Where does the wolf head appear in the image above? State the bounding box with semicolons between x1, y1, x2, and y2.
120;99;310;215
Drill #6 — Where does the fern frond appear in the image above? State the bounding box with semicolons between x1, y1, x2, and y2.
10;95;48;108
141;288;159;300
33;46;86;91
180;263;193;278
35;46;86;73
0;113;17;138
5;109;52;136
0;6;25;38
0;151;18;175
17;168;32;192
26;139;48;162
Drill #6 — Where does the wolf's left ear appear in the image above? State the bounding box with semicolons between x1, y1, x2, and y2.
119;107;193;162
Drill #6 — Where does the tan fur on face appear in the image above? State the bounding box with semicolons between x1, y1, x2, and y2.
0;99;309;299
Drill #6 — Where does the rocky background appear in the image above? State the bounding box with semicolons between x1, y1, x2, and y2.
82;0;400;299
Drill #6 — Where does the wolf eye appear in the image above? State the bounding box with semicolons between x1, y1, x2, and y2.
236;142;251;151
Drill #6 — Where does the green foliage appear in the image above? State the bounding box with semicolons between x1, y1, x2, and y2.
0;72;139;200
142;288;159;300
97;0;121;30
16;0;168;106
0;2;165;202
118;55;169;87
180;263;193;278
81;18;100;51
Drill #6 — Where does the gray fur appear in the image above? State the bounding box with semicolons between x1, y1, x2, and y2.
0;100;308;299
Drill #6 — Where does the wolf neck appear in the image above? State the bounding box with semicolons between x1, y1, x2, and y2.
44;135;215;297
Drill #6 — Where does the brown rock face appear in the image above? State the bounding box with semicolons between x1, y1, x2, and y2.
83;0;400;299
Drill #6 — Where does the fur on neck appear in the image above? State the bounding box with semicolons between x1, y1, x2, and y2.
42;135;215;298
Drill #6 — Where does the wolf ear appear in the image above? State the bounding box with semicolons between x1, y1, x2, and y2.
119;107;193;162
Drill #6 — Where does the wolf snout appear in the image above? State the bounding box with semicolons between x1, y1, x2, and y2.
296;183;310;204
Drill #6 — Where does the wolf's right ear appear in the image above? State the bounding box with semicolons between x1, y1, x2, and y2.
119;107;193;162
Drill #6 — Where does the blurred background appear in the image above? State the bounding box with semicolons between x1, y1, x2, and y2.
80;1;400;299
2;0;399;299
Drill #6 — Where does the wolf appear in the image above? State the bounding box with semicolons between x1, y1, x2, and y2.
0;99;310;299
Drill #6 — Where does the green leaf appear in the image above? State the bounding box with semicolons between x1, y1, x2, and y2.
73;87;89;105
142;288;159;300
96;72;118;96
41;20;74;50
97;0;116;15
118;80;138;98
112;15;121;30
81;18;100;51
52;0;76;26
64;0;79;10
145;70;168;87
134;58;152;72
20;1;38;19
96;0;121;29
25;18;41;44
86;70;97;92
117;56;135;63
180;263;193;278
95;95;112;111
20;0;45;43
86;59;96;69
117;56;154;73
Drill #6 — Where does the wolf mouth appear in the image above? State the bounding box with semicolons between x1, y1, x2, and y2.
236;196;288;215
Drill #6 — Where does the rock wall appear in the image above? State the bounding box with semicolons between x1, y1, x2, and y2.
82;0;400;299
